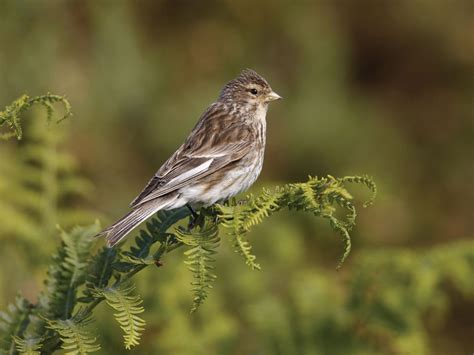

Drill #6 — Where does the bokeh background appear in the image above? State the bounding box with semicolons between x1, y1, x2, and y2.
0;1;473;354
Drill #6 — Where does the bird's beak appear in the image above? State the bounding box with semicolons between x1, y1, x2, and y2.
266;91;282;102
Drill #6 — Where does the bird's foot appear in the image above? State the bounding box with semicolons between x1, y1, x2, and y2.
186;204;200;230
187;212;205;230
186;204;199;219
238;199;248;205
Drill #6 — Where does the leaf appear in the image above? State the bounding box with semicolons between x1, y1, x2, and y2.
0;94;72;140
0;174;377;354
46;314;100;354
218;175;376;268
232;234;261;271
0;295;32;353
240;189;282;231
80;247;118;302
13;336;43;355
175;219;220;312
96;283;146;349
119;208;190;271
38;223;100;320
340;175;377;207
217;202;261;270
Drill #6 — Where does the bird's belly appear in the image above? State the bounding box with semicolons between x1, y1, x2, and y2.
178;154;264;206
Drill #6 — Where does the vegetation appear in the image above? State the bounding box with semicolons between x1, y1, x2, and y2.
0;94;374;353
0;95;95;260
0;94;71;141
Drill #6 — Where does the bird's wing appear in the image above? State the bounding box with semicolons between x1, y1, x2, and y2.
130;141;251;207
130;102;254;207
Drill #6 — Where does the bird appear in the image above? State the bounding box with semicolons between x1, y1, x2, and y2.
98;69;281;247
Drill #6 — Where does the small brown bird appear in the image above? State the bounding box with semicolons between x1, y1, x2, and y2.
99;69;281;246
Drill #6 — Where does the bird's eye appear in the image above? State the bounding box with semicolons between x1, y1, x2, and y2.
249;88;258;95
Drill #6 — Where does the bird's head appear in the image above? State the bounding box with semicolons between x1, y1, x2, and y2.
219;69;282;107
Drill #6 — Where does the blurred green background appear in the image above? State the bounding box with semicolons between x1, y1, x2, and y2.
0;0;473;354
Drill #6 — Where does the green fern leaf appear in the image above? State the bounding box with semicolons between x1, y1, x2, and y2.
97;283;146;349
118;207;191;272
0;105;95;257
0;94;72;140
218;175;376;269
218;202;261;270
175;219;220;312
340;175;377;207
39;223;100;320
0;295;32;353
80;247;118;302
46;314;100;354
240;189;282;231
232;234;261;271
13;336;43;355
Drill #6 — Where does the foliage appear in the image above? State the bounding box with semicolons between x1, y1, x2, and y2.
95;284;145;349
176;220;221;312
13;335;42;355
0;295;33;354
2;224;471;354
245;240;474;355
0;173;375;353
218;175;376;269
39;224;100;321
46;314;100;355
346;240;474;354
0;94;95;259
0;90;378;353
0;94;71;141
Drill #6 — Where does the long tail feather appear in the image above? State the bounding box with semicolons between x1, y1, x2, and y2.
98;196;178;247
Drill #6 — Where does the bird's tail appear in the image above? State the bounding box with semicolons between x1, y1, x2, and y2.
98;196;177;247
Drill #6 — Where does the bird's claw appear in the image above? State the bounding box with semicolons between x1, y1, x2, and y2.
154;259;163;268
188;213;204;230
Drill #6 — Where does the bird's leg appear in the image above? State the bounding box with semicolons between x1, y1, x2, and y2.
238;199;248;205
186;204;200;230
186;204;198;219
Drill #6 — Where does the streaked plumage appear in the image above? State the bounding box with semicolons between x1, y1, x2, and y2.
99;69;281;246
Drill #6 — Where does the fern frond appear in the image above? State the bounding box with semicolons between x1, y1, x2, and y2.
119;208;190;271
218;175;376;268
340;175;377;207
61;225;94;286
175;219;220;312
96;283;146;349
46;314;100;354
0;295;32;353
218;203;261;271
324;214;352;269
240;189;282;230
0;101;94;257
13;336;43;355
79;247;118;303
232;234;261;271
0;94;72;140
297;181;324;212
39;223;100;319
